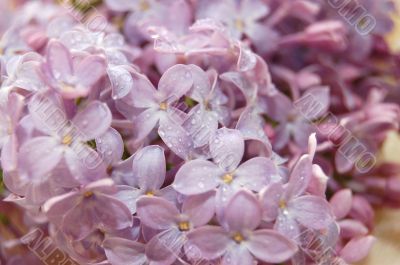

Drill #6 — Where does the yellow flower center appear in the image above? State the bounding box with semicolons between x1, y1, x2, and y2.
62;134;73;146
279;199;287;209
222;173;234;184
84;191;94;198
178;221;190;231
232;232;244;243
145;191;155;196
159;102;168;110
139;0;150;11
235;19;245;31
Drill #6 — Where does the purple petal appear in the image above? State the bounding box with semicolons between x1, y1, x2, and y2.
289;195;334;230
182;190;216;227
18;136;63;180
224;190;262;231
247;229;298;263
146;228;183;264
286;155;312;199
187;226;229;260
76;55;106;87
107;65;134;100
329;189;352;219
210;128;244;171
136;196;179;230
103;237;147;265
132;108;160;142
72;101;112;141
96;127;124;165
115;185;142;214
158;64;193;101
46;40;73;80
222;246;253;265
173;159;222;195
235;157;277;191
158;116;195;160
339;235;375;263
260;183;284;222
133;145;166;191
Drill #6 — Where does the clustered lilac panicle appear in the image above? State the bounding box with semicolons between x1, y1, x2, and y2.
0;0;399;265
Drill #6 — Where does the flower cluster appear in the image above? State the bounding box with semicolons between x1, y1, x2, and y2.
0;0;399;265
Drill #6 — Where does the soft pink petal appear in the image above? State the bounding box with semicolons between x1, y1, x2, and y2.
225;190;262;231
132;145;166;191
72;101;112;140
158;64;193;101
290;195;334;230
286;155;312;199
260;183;284;222
247;229;298;263
46;40;73;80
103;237;147;265
136;196;179;230
222;245;253;265
173;159;223;195
132;108;161;142
187;226;230;260
329;189;353;219
18;136;63;180
210;128;244;171
235;157;277;191
96;127;124;165
339;235;375;263
182;190;215;227
76;55;106;87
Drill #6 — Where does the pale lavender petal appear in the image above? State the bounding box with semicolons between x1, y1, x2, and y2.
46;40;73;80
18;136;63;180
132;145;166;191
339;236;375;264
187;226;230;260
146;228;183;264
158;64;193;102
210;128;244;171
108;65;134;100
103;237;147;265
224;190;262;231
182;190;216;227
235;157;277;191
76;55;106;87
286;155;312;199
132;108;160;142
329;189;352;219
72;101;112;141
173;159;223;195
96;127;124;165
136;196;179;230
222;246;253;265
247;229;298;263
289;195;334;230
158;116;195;160
115;185;142;214
260;183;284;222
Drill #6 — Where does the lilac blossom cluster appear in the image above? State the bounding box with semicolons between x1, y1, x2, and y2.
0;0;399;265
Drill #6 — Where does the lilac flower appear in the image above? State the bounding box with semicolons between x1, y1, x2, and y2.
136;192;215;264
267;87;330;151
197;0;270;41
19;91;111;183
0;92;24;172
173;128;280;205
126;64;195;156
41;40;106;99
43;179;132;241
187;190;298;264
260;154;334;239
114;145;177;214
